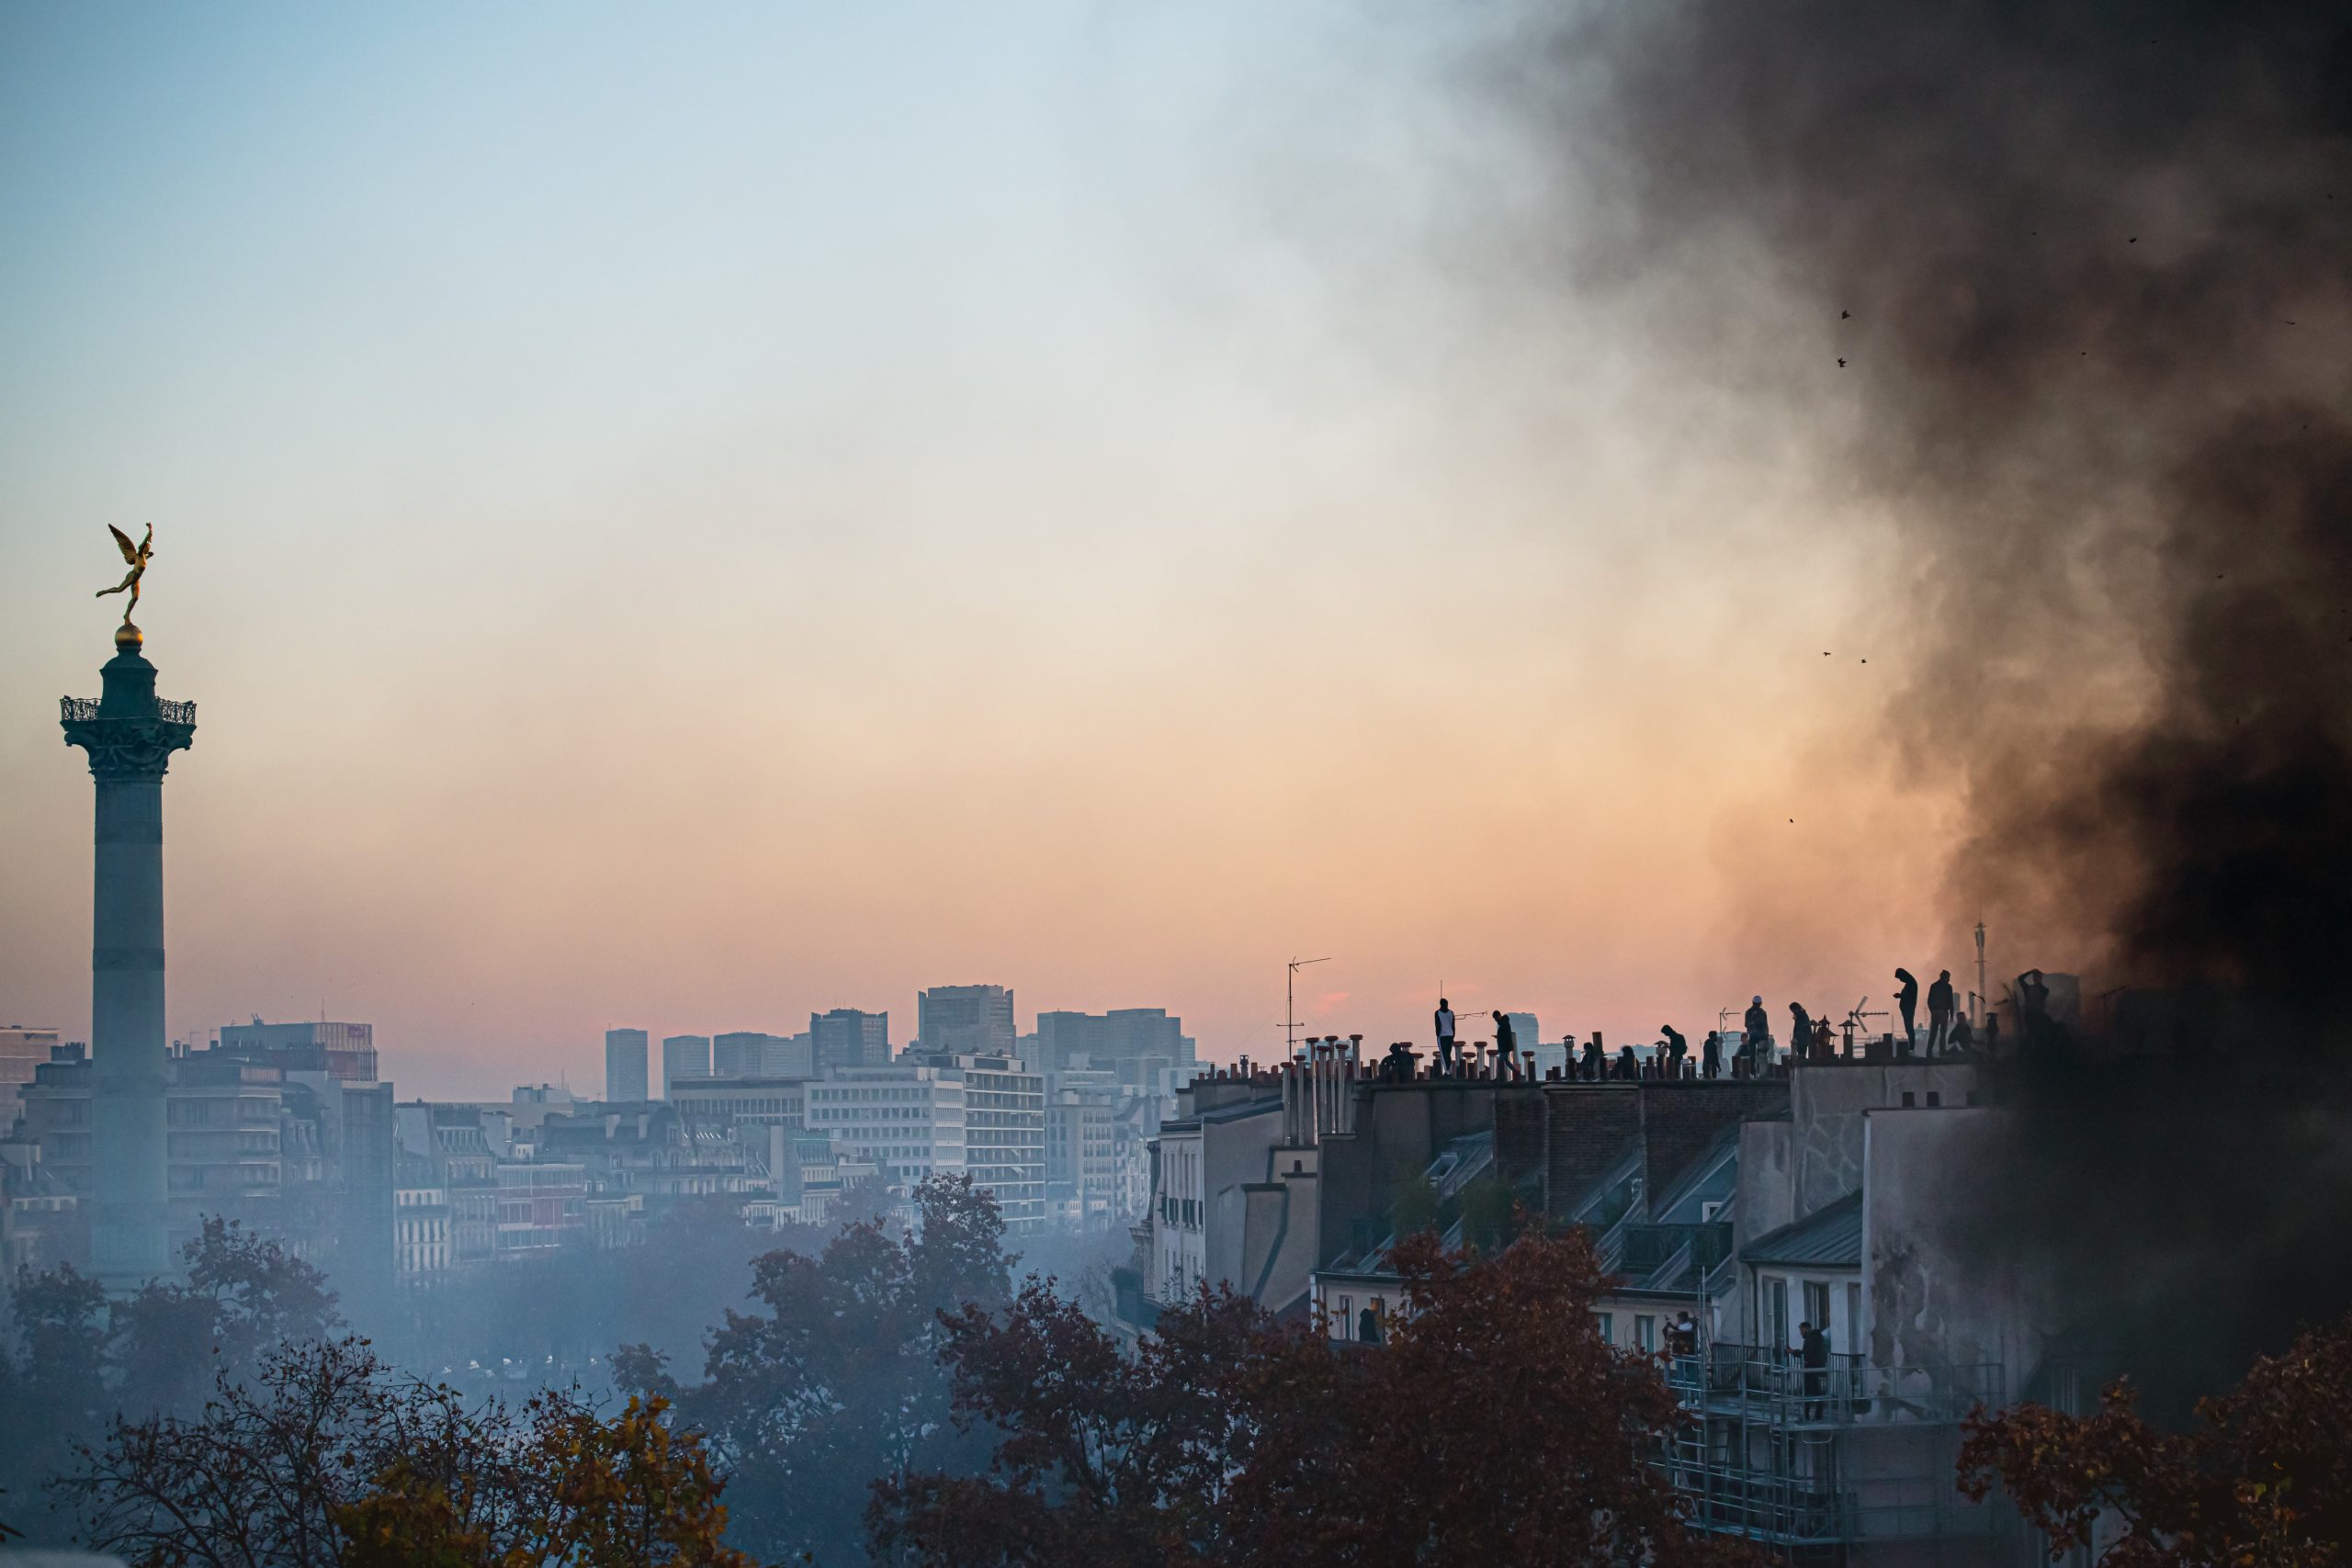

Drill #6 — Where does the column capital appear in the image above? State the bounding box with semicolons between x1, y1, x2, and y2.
62;637;196;779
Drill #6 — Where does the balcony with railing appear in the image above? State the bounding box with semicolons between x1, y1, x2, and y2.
1667;1344;2000;1427
61;695;196;726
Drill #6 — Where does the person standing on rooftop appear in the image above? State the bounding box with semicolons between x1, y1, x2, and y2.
1894;967;1921;1053
1434;998;1457;1077
1742;996;1769;1061
1927;970;1956;1055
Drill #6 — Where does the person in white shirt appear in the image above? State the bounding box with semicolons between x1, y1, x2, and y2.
1434;998;1457;1077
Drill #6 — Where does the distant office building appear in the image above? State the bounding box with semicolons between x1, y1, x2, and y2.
810;1009;889;1072
714;1031;812;1080
216;1019;379;1081
668;1077;808;1131
1033;1007;1193;1088
662;1034;712;1096
394;1154;451;1283
25;1039;394;1286
956;1055;1045;1233
806;1063;967;1188
604;1029;650;1103
1045;1081;1116;1228
0;1025;61;1134
917;986;1015;1057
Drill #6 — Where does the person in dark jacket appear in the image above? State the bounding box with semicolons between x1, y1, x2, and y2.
1743;996;1769;1058
1927;970;1956;1055
1800;1320;1830;1418
1582;1035;1606;1081
1660;1024;1689;1078
1492;1011;1518;1080
1613;1044;1639;1080
1786;1002;1812;1071
1358;1304;1383;1345
1702;1031;1723;1078
1894;968;1920;1053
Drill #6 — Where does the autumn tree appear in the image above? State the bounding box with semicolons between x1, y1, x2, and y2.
875;1224;1747;1568
108;1218;343;1418
634;1173;1014;1565
64;1335;756;1568
1959;1311;2352;1568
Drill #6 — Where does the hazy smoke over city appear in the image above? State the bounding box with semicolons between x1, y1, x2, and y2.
1544;0;2352;1395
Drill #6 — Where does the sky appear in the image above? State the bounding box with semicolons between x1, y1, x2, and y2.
0;3;1962;1099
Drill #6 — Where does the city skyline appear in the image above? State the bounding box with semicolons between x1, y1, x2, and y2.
6;5;1984;1100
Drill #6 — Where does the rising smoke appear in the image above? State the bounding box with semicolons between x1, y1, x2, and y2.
1535;0;2352;1400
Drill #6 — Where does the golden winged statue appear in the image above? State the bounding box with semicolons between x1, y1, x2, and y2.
96;524;154;624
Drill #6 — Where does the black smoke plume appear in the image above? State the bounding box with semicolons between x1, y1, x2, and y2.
1546;0;2352;1402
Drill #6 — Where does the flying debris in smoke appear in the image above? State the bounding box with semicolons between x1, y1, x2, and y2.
1541;0;2352;1402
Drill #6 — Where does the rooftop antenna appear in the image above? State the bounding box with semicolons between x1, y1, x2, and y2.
1285;956;1330;1057
1973;919;1988;1023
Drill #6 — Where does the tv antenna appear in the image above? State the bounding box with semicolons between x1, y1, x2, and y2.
1285;956;1331;1057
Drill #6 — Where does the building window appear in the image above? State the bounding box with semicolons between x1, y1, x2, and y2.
1594;1312;1613;1345
1847;1281;1863;1356
1635;1315;1655;1352
1804;1280;1830;1340
1767;1277;1789;1353
1338;1295;1351;1337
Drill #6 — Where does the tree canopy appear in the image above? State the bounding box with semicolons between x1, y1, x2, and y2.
1961;1311;2352;1568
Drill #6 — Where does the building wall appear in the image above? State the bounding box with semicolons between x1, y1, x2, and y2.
1861;1107;2039;1386
661;1035;712;1096
216;1021;379;1082
807;1066;967;1186
1790;1063;1983;1223
604;1030;650;1103
810;1010;889;1072
0;1026;61;1135
917;986;1015;1056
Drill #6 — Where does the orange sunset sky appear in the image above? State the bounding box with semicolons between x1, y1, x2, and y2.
0;5;1971;1098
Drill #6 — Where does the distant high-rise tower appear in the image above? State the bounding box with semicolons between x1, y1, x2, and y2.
917;985;1015;1057
61;621;195;1294
662;1034;712;1096
810;1009;889;1072
605;1028;650;1102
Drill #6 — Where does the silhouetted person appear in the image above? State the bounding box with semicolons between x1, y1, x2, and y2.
1582;1034;1605;1081
1702;1031;1722;1078
2018;970;2052;1050
1434;998;1456;1077
1814;1015;1835;1062
1743;995;1769;1055
1894;967;1920;1052
1660;1024;1688;1079
1950;1013;1974;1051
1984;1010;2003;1056
1492;1011;1517;1080
1358;1304;1382;1345
1613;1044;1638;1080
1927;969;1955;1055
1787;1002;1811;1071
1800;1320;1829;1418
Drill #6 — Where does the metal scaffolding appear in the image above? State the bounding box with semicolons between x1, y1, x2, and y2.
1663;1345;2007;1567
